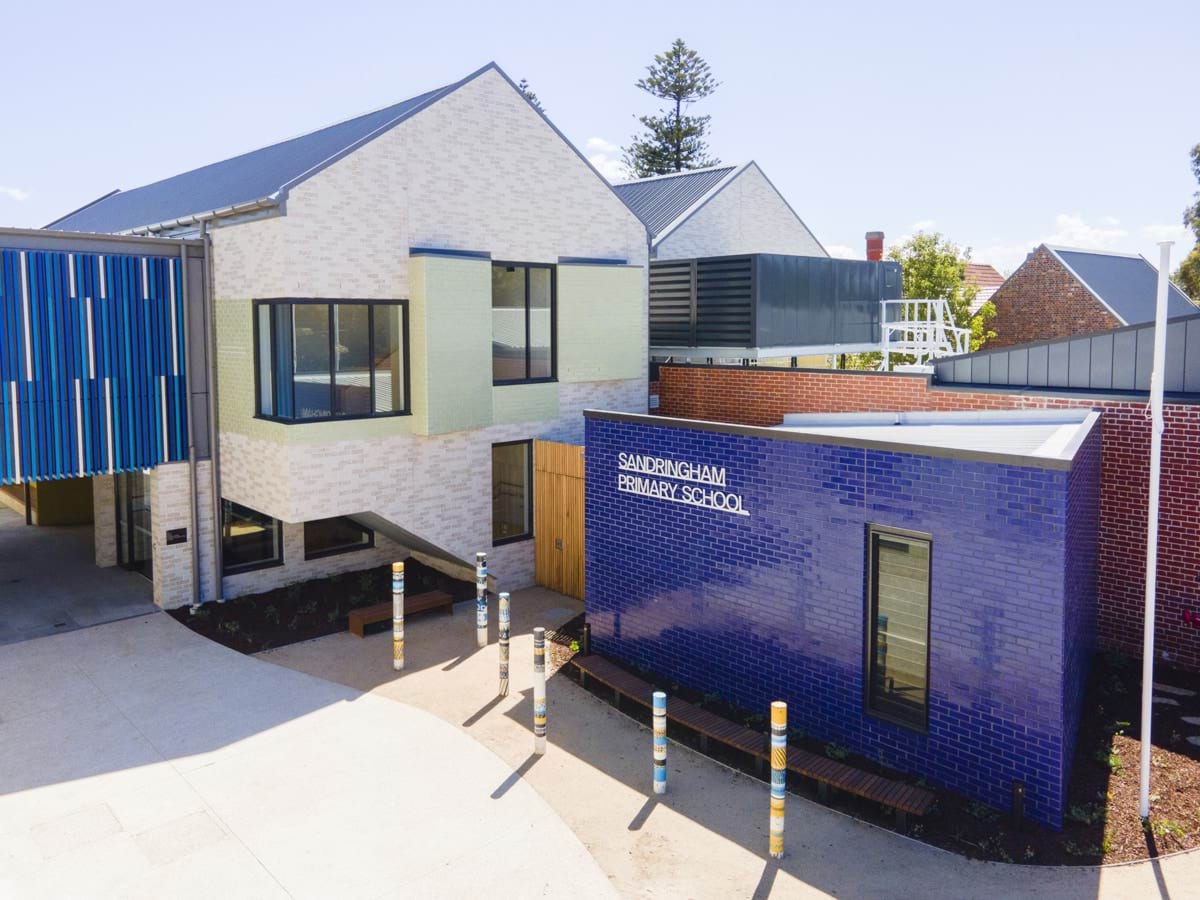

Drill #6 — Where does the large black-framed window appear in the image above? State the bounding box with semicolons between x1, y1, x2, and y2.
222;500;284;576
492;263;556;384
492;440;533;545
304;516;374;560
254;299;410;423
865;525;932;732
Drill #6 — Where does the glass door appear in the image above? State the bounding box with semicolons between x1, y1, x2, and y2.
115;471;153;580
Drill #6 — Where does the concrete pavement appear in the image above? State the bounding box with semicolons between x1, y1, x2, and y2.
0;612;613;899
266;587;1200;900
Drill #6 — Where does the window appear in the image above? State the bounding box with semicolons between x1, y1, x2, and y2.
866;526;931;731
254;299;409;422
492;440;532;544
492;263;556;384
222;500;283;575
304;516;374;560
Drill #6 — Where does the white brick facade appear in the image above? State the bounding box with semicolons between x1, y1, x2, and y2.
92;475;117;568
203;67;648;601
655;163;827;260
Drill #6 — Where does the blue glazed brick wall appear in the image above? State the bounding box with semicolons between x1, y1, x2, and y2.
585;415;1098;828
1062;424;1101;790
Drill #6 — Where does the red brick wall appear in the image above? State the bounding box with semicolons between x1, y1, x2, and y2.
658;364;1200;671
988;246;1122;349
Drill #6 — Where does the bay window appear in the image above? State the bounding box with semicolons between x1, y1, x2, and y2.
255;299;409;422
492;263;556;384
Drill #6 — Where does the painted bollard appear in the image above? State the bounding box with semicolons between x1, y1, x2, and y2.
475;552;488;648
498;592;511;697
533;626;547;755
769;701;787;859
653;691;667;795
392;562;405;672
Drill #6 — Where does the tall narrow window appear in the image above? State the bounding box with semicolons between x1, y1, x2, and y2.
866;526;931;731
492;263;556;384
254;299;409;422
492;440;532;544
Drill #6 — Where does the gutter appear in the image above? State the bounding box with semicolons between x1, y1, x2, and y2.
122;197;279;236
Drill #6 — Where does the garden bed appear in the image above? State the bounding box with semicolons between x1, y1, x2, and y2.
563;645;1200;865
169;558;475;653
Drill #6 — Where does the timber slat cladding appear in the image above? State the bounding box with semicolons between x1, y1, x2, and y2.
534;440;585;600
572;655;936;817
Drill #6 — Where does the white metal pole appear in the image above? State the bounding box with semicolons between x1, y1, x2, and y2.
1138;240;1173;819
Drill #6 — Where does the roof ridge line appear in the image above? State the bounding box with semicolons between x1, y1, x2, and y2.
612;163;739;186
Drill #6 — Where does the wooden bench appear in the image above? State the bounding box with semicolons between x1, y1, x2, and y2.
348;590;454;637
572;652;935;825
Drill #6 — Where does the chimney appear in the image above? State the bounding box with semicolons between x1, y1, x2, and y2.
866;231;884;262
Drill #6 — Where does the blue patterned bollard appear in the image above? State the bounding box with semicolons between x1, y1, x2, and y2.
392;562;405;672
498;592;511;696
533;626;547;754
475;552;488;648
653;691;667;795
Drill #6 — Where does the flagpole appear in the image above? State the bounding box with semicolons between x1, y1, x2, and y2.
1138;240;1173;819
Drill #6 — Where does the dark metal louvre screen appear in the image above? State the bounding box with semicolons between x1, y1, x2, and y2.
649;256;753;348
648;260;694;346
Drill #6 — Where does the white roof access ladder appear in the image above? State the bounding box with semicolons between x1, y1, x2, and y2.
879;298;971;372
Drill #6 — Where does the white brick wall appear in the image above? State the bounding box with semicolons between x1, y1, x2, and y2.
92;475;117;568
202;67;648;599
655;163;827;260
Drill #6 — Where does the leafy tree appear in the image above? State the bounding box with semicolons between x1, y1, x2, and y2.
623;39;720;177
517;78;544;114
844;231;996;369
1175;143;1200;302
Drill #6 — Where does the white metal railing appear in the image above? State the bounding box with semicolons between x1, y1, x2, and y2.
879;298;971;370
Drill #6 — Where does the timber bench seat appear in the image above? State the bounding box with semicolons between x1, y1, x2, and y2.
348;590;454;637
571;652;935;824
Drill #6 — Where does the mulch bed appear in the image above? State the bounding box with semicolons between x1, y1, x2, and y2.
168;557;475;653
560;644;1200;865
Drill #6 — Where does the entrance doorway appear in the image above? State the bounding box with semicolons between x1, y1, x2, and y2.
116;471;153;580
534;440;585;600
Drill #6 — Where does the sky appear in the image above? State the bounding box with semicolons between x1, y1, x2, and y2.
2;0;1197;275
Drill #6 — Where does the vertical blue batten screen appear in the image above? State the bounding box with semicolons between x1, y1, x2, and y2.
0;247;188;485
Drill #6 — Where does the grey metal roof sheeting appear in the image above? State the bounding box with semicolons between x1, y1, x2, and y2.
612;166;736;238
1048;246;1196;325
47;81;463;234
933;313;1200;395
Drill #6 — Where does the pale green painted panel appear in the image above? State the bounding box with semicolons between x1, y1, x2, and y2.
416;255;493;435
492;382;559;425
557;264;645;383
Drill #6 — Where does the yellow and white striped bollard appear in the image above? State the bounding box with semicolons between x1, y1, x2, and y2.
769;701;787;858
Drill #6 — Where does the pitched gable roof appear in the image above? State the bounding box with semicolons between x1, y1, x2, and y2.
47;63;533;235
611;165;738;241
964;262;1006;314
1045;245;1196;325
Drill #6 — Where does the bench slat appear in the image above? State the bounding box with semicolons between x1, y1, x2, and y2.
348;591;454;637
572;653;936;818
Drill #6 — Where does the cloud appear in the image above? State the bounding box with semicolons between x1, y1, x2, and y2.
585;137;625;183
0;186;29;202
1141;223;1191;243
910;219;936;232
974;213;1130;274
826;244;860;260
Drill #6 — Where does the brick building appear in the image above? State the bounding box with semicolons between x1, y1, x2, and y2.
585;407;1100;827
13;62;648;610
654;355;1200;674
988;244;1195;349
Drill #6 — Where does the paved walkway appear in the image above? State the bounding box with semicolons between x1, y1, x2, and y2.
266;587;1200;900
0;507;154;646
0;613;613;899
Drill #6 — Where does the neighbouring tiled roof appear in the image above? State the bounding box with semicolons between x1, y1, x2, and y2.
611;165;738;239
964;262;1006;314
1046;246;1197;325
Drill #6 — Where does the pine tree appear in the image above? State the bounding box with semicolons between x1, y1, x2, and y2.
517;78;545;114
1175;143;1200;302
622;39;720;178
